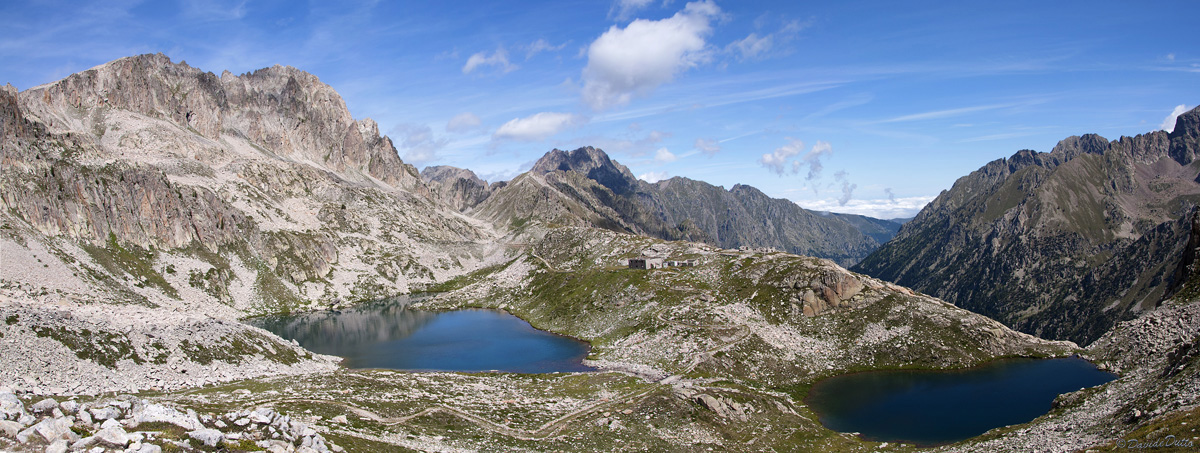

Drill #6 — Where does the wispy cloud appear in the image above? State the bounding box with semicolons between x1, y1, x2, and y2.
609;0;656;21
758;138;832;180
694;138;720;156
880;102;1019;123
524;39;567;60
463;47;517;74
493;112;587;142
833;170;856;206
446;112;483;133
391;123;448;165
804;93;873;120
725;19;806;61
593;78;842;123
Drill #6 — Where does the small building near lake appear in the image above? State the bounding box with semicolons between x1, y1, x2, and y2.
628;258;664;269
628;258;694;269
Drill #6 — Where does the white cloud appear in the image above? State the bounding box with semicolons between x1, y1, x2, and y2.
759;138;804;175
493;112;586;141
525;39;567;59
446;112;482;133
1161;104;1189;132
582;0;721;110
610;0;655;20
463;47;516;74
654;147;677;162
795;195;936;219
392;123;447;164
638;171;670;183
694;138;720;156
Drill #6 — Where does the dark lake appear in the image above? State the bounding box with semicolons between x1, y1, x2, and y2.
805;357;1116;446
249;295;595;373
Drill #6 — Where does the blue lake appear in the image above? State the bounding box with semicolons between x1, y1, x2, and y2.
249;296;595;373
805;357;1116;446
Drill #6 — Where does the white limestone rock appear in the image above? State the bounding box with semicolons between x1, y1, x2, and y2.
94;425;130;447
31;398;59;414
187;428;224;447
0;393;24;420
131;402;202;431
0;419;23;437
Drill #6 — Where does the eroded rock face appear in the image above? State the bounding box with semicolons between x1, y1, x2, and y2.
19;53;424;193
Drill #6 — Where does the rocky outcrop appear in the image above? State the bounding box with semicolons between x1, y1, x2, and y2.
0;392;342;452
854;107;1200;344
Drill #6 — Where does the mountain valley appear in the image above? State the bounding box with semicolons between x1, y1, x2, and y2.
0;54;1196;452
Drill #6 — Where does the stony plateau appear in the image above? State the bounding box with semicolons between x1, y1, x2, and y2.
0;54;1197;452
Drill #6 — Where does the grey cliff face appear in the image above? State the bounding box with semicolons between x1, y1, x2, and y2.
18;53;424;193
855;106;1200;344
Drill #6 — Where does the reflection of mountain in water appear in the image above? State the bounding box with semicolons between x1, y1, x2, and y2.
250;296;437;354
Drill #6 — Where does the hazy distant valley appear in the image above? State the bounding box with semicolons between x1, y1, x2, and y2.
0;54;1197;452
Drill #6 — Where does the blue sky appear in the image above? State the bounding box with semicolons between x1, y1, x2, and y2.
1;0;1197;218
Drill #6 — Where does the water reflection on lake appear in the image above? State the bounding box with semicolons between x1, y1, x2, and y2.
248;295;595;373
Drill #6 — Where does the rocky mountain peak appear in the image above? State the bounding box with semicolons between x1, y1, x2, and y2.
1169;105;1200;165
17;53;424;194
421;165;486;186
1049;133;1110;162
421;165;492;211
530;146;638;195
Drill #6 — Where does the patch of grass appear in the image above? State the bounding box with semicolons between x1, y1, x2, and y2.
252;263;302;314
424;261;511;293
179;331;308;366
81;232;179;299
1089;406;1200;452
32;325;143;369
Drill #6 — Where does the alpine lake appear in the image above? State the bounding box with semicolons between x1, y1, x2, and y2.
248;294;594;374
249;295;1116;446
805;356;1117;446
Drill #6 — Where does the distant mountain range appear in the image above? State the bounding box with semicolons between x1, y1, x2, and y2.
855;106;1200;344
424;146;902;267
